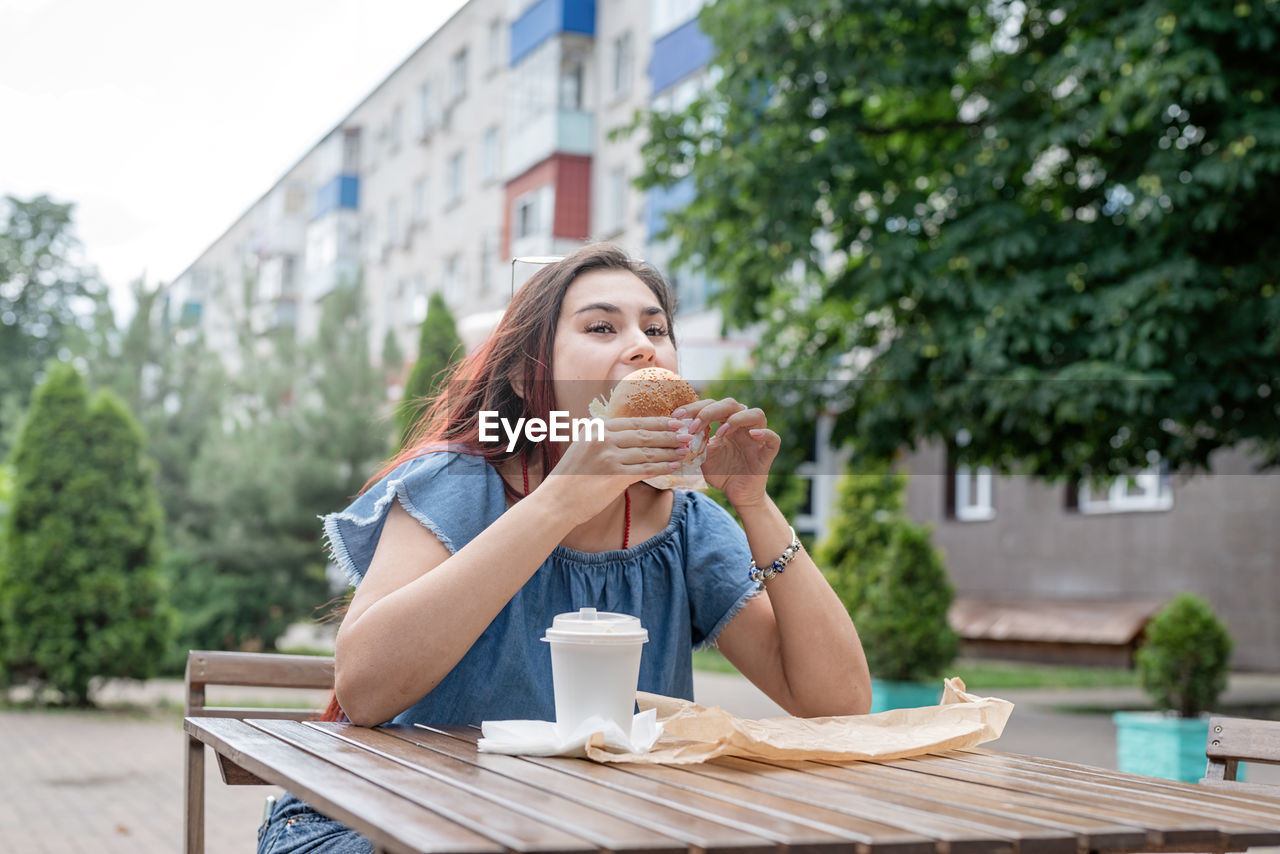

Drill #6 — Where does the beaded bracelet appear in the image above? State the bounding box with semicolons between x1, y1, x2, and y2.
747;526;803;585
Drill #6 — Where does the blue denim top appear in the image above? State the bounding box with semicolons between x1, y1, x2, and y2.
322;451;758;727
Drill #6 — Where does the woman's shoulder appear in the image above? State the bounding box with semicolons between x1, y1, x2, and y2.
324;450;505;584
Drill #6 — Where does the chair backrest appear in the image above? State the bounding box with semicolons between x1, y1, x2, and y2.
185;649;335;721
1202;715;1280;797
184;650;336;854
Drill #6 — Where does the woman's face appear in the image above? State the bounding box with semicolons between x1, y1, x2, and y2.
551;268;678;419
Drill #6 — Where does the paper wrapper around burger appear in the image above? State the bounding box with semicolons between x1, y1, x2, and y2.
589;368;709;491
581;676;1014;764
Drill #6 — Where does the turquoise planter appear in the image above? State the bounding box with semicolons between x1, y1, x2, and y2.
869;678;942;713
1113;712;1210;783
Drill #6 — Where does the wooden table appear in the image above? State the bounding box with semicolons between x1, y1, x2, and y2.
186;716;1280;854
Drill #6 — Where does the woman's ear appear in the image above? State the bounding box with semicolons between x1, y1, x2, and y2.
508;366;525;400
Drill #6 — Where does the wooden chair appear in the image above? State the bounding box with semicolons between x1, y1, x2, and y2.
1201;715;1280;797
184;649;335;854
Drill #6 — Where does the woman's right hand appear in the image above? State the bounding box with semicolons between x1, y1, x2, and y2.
538;416;691;526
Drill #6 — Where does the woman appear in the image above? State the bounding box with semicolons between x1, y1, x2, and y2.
258;244;870;854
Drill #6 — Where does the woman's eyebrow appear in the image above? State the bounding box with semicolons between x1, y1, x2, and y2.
573;302;667;317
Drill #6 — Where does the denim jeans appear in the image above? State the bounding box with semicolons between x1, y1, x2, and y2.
257;793;373;854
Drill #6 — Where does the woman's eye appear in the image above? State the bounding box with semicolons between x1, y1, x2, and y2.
647;326;670;337
586;322;614;334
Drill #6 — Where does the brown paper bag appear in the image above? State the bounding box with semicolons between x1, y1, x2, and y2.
585;676;1013;764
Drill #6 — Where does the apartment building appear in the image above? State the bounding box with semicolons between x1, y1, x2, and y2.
166;0;741;382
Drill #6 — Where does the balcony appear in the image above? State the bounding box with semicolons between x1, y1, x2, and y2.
504;109;593;181
510;0;595;66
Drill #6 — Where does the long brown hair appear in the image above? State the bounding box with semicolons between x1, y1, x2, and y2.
319;242;677;721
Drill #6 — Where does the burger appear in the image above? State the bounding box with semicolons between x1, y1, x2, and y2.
589;367;708;490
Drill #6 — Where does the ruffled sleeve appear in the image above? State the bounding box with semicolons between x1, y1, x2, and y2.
322;452;508;586
680;492;760;648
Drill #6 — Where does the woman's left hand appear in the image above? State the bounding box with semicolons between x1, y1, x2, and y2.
674;398;781;510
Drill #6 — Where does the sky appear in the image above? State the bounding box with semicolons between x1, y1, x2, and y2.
0;0;469;314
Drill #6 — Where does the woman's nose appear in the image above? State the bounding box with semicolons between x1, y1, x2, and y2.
623;331;657;364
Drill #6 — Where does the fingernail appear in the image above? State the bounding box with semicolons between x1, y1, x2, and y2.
671;407;686;419
749;429;764;438
690;419;701;434
669;460;682;470
668;419;685;430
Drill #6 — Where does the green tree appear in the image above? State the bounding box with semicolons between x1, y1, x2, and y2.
166;279;390;657
636;0;1280;478
0;363;171;704
0;195;110;457
397;291;462;446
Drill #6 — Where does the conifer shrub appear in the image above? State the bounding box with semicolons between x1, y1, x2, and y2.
1136;593;1233;718
0;363;172;705
397;291;462;446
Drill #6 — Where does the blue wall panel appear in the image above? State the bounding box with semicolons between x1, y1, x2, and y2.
649;17;713;95
314;174;360;220
645;177;696;240
510;0;596;66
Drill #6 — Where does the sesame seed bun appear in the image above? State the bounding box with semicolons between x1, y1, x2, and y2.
592;367;699;419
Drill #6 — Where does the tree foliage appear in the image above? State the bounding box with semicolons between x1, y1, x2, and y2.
637;0;1280;478
0;363;171;704
165;279;391;658
0;195;109;457
1136;592;1233;718
397;291;463;446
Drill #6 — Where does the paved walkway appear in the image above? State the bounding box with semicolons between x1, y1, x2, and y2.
3;671;1279;854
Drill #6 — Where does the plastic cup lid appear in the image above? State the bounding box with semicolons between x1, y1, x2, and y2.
542;607;649;645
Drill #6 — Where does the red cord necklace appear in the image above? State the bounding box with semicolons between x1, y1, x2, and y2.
523;455;630;549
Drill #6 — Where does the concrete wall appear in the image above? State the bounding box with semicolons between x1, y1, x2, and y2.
903;444;1280;671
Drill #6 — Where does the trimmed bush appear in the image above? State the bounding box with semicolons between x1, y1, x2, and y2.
0;363;172;704
1136;593;1233;718
853;524;959;683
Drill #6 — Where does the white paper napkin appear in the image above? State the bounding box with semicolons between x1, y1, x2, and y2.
477;709;663;757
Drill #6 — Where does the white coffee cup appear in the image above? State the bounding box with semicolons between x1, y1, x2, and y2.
542;607;649;738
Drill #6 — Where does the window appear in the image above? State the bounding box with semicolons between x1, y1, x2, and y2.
411;176;427;225
953;465;996;521
450;48;468;102
363;214;379;262
488;19;504;72
446;151;465;207
1076;465;1174;514
559;52;584;110
606;167;627;234
612;32;633;97
388;103;403;154
946;430;996;521
443;253;466;306
418;82;438;139
482;126;499;182
387;197;402;249
515;197;539;241
411;275;429;323
478;230;499;296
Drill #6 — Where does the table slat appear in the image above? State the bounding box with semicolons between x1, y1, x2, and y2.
801;758;1149;851
315;723;687;854
896;752;1257;849
185;717;498;854
253;720;596;854
941;750;1280;836
391;725;781;854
